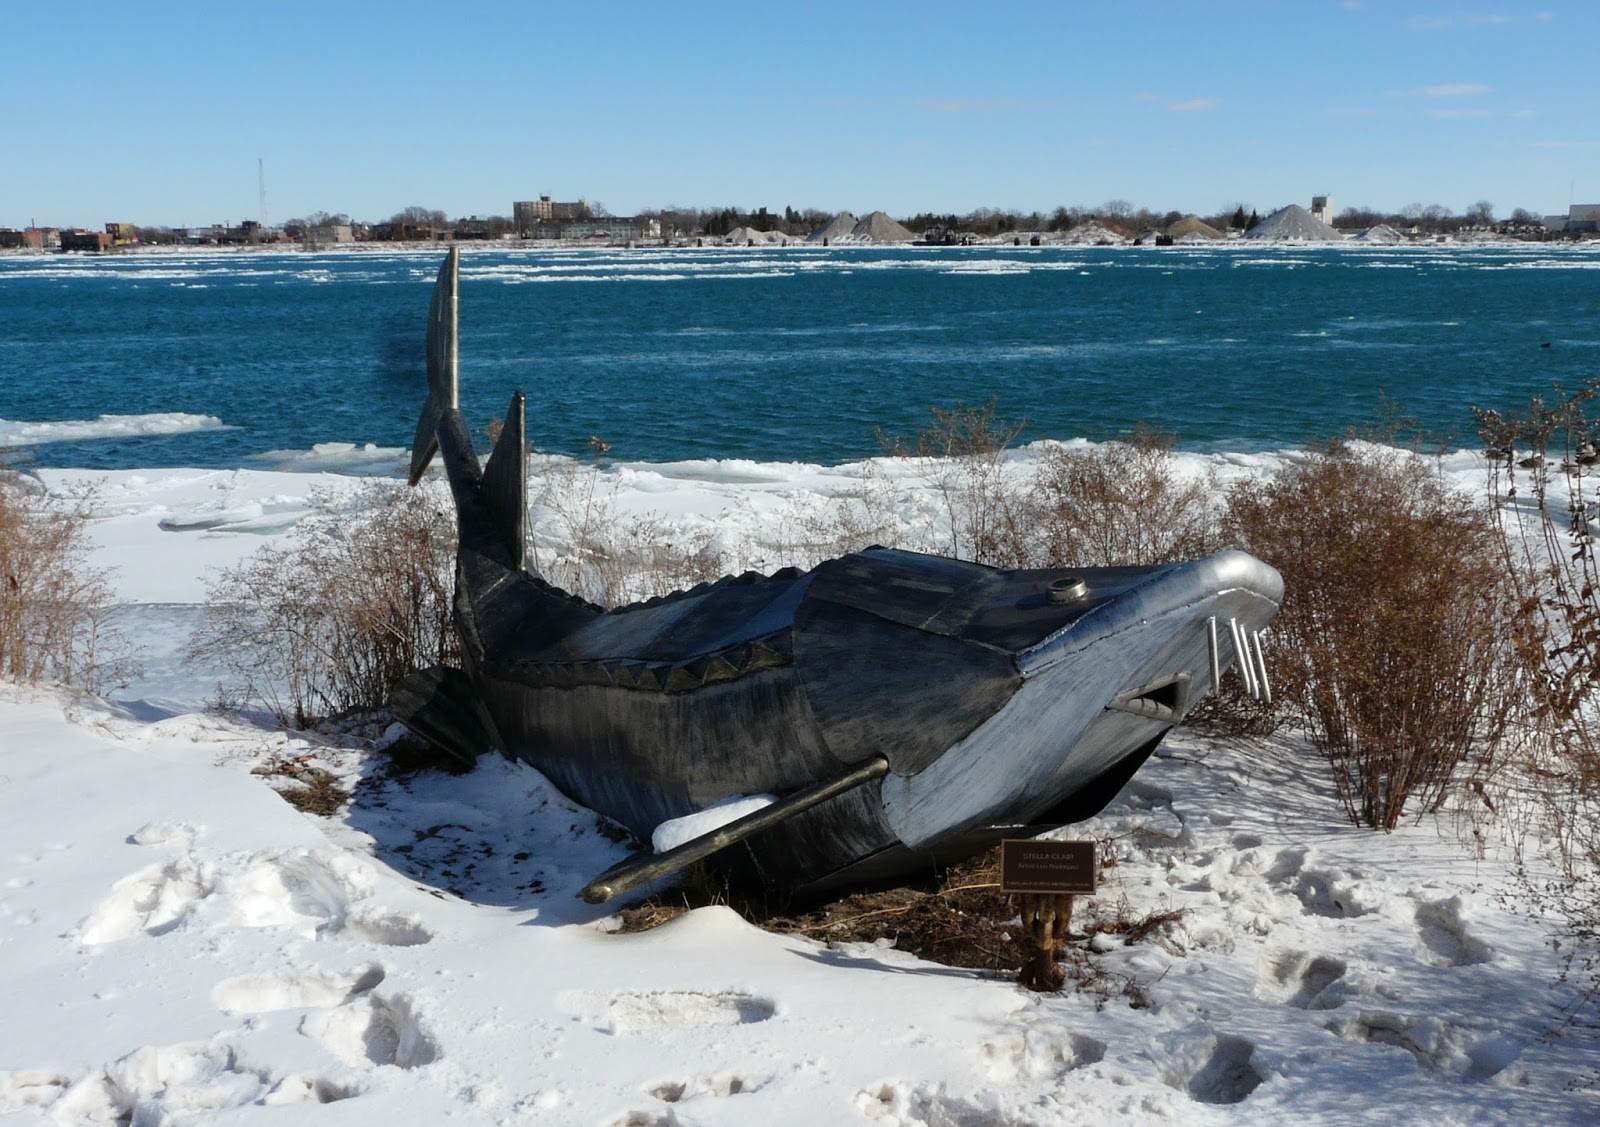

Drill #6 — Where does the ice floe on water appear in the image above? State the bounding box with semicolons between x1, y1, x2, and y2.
0;412;228;447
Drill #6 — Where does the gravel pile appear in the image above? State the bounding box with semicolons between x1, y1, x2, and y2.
850;211;917;243
1059;222;1130;246
1353;223;1404;244
1244;204;1343;241
1166;216;1223;240
722;228;796;245
807;212;859;243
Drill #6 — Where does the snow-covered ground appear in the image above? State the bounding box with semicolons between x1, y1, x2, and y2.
3;453;1597;1125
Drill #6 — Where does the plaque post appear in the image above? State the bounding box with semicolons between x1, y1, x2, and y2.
1000;839;1097;993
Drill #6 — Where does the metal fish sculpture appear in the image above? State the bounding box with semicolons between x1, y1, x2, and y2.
393;249;1283;904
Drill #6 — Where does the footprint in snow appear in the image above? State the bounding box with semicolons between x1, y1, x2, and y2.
1412;896;1493;967
561;990;776;1034
1256;949;1348;1009
1156;1028;1265;1105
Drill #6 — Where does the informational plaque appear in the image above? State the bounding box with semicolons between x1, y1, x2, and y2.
1000;839;1097;895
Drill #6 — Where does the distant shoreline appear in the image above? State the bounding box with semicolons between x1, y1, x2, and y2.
2;233;1591;258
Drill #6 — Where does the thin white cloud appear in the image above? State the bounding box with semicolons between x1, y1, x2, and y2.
1168;97;1220;113
1430;108;1493;118
1421;82;1492;97
913;98;1052;114
1325;106;1378;117
1132;92;1159;104
1531;139;1600;150
1407;13;1513;30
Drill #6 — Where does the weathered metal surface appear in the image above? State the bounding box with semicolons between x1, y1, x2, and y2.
395;248;1285;902
579;755;891;903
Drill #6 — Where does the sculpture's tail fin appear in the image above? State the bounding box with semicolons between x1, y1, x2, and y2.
409;247;460;486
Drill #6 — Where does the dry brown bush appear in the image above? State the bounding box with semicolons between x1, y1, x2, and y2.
1029;424;1221;568
878;400;1032;566
1227;440;1536;830
0;469;136;693
186;480;458;726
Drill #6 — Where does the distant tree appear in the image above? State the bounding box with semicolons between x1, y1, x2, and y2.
1400;202;1424;222
1049;205;1074;231
1510;207;1540;225
1334;206;1385;230
1246;210;1261;231
1099;199;1134;221
1231;205;1248;230
1420;204;1451;232
1465;200;1495;226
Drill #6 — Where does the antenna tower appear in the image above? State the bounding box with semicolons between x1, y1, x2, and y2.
259;158;268;229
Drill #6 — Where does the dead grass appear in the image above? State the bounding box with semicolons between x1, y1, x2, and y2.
251;752;349;816
617;847;1181;1003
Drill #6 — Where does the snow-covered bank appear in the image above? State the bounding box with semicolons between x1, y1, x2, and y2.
3;688;1594;1125
3;452;1597;1124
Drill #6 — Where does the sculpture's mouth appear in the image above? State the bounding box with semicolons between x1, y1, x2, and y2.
880;551;1282;850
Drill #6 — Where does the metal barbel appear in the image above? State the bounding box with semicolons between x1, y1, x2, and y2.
578;755;892;904
1207;616;1222;698
1251;630;1272;705
1229;618;1259;699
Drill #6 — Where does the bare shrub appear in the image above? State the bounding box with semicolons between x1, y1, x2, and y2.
186;480;458;726
1227;441;1535;830
1475;388;1600;1033
0;469;137;693
752;466;911;573
527;453;728;605
878;400;1032;566
1029;424;1221;568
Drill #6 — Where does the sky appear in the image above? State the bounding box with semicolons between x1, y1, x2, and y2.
2;0;1597;229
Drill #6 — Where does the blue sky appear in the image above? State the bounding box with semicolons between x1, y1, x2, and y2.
2;1;1596;228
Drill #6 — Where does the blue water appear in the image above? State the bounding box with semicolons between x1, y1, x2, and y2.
3;243;1599;470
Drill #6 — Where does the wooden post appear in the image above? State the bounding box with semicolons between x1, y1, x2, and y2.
1001;840;1096;993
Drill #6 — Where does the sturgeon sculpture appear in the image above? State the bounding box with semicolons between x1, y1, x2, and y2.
393;249;1283;904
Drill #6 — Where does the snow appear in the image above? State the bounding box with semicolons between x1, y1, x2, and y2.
652;795;779;853
2;451;1598;1125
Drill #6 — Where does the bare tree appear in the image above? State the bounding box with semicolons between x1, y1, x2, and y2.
1465;200;1495;226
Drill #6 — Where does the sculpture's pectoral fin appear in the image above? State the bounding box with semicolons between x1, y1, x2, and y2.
390;665;496;767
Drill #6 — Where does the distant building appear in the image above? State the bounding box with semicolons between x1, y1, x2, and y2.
105;222;137;246
513;196;591;237
1569;204;1600;233
307;224;355;244
60;229;113;252
1310;195;1333;225
1543;206;1600;234
520;216;658;241
0;228;26;249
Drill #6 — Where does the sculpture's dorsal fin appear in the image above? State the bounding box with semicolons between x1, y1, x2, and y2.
409;247;460;485
482;391;527;570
